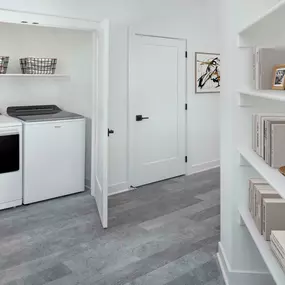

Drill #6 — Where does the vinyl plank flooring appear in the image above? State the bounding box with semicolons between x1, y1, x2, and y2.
123;246;216;285
0;168;223;285
93;235;220;285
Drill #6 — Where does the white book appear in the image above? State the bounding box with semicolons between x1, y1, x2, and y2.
264;119;285;164
271;237;285;271
271;124;285;168
255;114;285;156
271;231;285;270
254;48;285;90
248;178;268;216
252;114;257;152
254;186;278;233
263;199;285;241
262;117;285;159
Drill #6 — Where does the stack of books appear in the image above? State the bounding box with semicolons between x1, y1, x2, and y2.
271;231;285;271
252;113;285;168
248;179;285;241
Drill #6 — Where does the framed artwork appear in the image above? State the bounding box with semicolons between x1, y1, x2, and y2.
272;65;285;90
195;52;220;94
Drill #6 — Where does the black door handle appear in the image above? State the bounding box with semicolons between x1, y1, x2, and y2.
136;115;149;121
108;129;115;136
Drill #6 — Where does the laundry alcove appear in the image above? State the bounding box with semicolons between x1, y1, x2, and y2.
0;9;110;228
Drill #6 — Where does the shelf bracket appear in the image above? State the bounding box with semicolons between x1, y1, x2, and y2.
239;213;245;226
239;154;250;167
238;93;253;107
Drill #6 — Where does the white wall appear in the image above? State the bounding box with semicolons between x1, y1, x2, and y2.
0;0;220;192
237;0;280;31
0;22;93;180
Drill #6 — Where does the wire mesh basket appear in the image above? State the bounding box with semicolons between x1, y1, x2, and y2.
20;57;57;74
0;56;9;74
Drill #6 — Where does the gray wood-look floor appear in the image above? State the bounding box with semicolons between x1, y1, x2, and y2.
0;168;223;285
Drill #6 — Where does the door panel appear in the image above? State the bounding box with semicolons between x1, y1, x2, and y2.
0;128;22;204
91;20;110;229
129;35;186;187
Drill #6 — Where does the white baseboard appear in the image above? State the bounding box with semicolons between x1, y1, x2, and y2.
85;178;91;191
86;179;132;196
217;242;275;285
217;243;230;285
189;159;220;175
0;199;22;211
108;182;131;196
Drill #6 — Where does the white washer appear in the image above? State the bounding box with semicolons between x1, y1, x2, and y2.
0;115;22;210
8;105;85;205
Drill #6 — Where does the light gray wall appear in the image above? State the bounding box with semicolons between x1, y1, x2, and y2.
0;0;220;192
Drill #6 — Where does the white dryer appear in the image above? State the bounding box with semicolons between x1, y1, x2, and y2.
7;105;85;205
0;115;22;210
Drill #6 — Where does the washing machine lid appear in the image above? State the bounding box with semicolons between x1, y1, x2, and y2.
7;105;84;122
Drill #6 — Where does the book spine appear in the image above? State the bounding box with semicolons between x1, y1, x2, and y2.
271;126;274;167
256;116;260;155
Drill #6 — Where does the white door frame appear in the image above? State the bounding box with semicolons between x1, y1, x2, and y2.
127;30;188;187
0;8;110;227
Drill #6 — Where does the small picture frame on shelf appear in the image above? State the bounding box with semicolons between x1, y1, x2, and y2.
272;65;285;90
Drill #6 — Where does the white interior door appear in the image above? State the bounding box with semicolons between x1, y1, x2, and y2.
91;20;110;229
129;34;187;187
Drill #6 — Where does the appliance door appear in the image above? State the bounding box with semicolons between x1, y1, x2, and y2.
0;131;19;174
0;128;22;207
23;119;85;204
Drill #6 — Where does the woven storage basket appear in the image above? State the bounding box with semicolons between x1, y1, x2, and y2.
20;57;57;74
0;56;9;74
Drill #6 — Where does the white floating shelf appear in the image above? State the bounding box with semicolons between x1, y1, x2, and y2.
239;207;285;285
0;74;69;78
239;1;285;36
238;146;285;199
239;89;285;104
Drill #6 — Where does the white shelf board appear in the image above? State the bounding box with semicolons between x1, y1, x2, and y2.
239;1;285;36
238;146;285;199
239;89;285;103
239;207;285;285
0;74;69;78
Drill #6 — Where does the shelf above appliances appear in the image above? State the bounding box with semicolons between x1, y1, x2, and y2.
0;74;70;78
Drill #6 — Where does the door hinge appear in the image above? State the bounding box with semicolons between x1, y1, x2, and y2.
185;51;188;58
185;156;188;163
185;104;188;111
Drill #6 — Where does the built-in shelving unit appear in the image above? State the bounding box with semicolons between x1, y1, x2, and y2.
0;74;69;78
239;207;285;285
239;89;285;103
220;1;285;284
239;146;285;199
